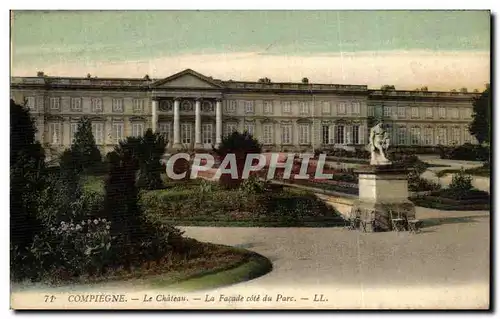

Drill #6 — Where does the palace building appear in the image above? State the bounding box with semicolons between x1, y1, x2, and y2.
10;68;479;155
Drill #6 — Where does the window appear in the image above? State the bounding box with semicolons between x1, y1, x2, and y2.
226;100;237;113
181;123;192;144
298;124;310;144
299;102;309;114
367;105;375;117
463;108;472;118
282;101;291;113
337;102;346;114
424;127;433;145
322;101;330;114
451;107;459;119
322;125;330;144
133;99;144;112
70;123;79;144
410;127;421;145
463;126;470;143
438;107;446;118
281;124;292;144
335;125;345;144
352;125;360;144
112;122;124;143
112;99;123;112
49;122;62;145
92;122;104;145
25;96;36;110
411;107;419;118
159;123;171;141
132;123;144;137
70;97;82;112
225;123;238;136
397;127;407;145
262;124;273;144
351;102;361;115
451;127;460;144
383;106;392;117
202;123;213;144
91;98;103;112
385;124;393;141
245;101;254;113
50;97;60;110
426;107;433;118
263;101;273;114
397;106;406;118
436;127;447;145
243;123;255;136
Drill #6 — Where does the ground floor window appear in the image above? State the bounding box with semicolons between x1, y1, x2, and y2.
202;123;213;144
159;122;171;142
397;126;407;145
424;127;433;145
92;122;104;145
298;124;310;145
335;125;345;144
132;123;144;138
262;124;273;144
410;127;421;145
352;125;360;144
225;123;238;137
243;123;255;137
281;124;292;144
181;123;192;144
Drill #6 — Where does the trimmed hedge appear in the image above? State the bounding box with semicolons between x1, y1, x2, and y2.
410;188;490;211
439;143;490;161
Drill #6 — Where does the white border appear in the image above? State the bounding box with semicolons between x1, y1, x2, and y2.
1;2;497;318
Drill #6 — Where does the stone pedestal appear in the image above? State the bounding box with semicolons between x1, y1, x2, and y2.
351;164;415;232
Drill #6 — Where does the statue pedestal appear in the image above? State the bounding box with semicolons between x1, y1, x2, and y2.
351;164;416;232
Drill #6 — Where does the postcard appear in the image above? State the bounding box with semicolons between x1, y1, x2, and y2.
9;10;491;310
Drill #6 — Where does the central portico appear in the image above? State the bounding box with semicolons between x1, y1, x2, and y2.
150;69;225;150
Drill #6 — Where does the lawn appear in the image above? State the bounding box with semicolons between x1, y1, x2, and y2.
435;165;491;178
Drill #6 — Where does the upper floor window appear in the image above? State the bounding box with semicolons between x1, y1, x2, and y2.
50;97;60;110
463;108;472;118
438;107;446;118
244;101;254;113
133;99;144;112
91;98;103;112
351;101;361;115
226;100;237;113
70;97;82;112
426;107;433;118
25;96;36;111
112;99;124;113
397;106;406;118
451;107;459;119
299;102;309;114
411;107;419;118
322;101;330;114
383;106;392;117
263;101;273;114
282;101;292;113
337;102;347;114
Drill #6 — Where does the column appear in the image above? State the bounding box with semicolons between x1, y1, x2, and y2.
151;99;159;133
215;99;222;146
194;99;202;149
173;98;181;149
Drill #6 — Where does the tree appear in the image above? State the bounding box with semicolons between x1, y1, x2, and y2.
380;85;395;91
64;117;102;173
302;77;309;84
469;88;491;145
134;129;167;190
10;99;46;251
258;77;271;83
213;131;262;188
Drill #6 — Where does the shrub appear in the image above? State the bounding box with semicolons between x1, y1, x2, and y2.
439;144;490;161
449;169;473;193
239;175;266;194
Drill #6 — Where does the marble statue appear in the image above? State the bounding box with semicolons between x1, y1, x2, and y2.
369;122;392;166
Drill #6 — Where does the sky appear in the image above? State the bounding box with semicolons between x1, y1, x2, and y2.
10;10;490;91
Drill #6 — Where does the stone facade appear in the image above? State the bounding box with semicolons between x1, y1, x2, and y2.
10;68;479;156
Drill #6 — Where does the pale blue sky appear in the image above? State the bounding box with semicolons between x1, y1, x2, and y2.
10;10;491;90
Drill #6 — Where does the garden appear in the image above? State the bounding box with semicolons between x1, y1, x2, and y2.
10;101;276;288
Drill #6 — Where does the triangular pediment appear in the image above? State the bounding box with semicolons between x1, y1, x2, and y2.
151;69;224;89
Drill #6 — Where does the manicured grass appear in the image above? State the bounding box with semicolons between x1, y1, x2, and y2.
435;166;490;178
409;188;490;211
